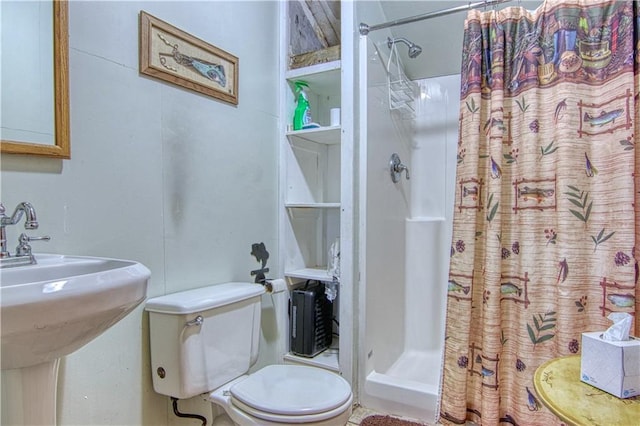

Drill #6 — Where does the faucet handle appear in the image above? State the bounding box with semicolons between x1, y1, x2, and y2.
389;153;410;183
16;233;51;257
0;203;5;216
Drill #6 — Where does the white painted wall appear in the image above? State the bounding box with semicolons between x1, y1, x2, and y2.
1;1;280;424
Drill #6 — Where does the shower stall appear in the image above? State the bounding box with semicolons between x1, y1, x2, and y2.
355;3;461;422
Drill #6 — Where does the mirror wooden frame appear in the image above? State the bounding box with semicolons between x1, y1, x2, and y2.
1;1;70;159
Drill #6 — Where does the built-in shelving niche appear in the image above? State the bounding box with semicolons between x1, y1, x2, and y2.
282;60;342;372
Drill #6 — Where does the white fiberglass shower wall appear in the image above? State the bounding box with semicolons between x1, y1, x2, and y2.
356;14;459;422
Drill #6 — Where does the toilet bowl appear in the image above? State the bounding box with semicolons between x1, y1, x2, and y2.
145;282;353;426
209;365;352;425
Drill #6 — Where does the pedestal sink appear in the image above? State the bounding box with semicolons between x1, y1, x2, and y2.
0;253;150;425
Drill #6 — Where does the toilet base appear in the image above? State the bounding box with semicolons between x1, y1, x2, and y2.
207;375;353;426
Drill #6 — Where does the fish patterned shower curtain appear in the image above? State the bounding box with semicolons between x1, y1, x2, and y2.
440;0;639;424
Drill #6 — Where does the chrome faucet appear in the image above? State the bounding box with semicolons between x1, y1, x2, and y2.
0;202;50;267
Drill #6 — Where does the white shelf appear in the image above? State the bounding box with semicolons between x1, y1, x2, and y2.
286;60;341;77
286;126;341;145
286;61;341;96
284;344;339;372
285;202;340;209
285;267;335;282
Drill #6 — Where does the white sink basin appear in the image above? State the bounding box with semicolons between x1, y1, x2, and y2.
1;253;150;369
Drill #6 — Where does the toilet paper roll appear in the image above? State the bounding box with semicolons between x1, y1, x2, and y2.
266;278;287;294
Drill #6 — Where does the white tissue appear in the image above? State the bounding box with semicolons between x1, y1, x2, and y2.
325;279;338;302
327;238;340;278
602;312;633;341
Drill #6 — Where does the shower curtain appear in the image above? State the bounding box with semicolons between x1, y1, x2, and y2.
440;0;639;424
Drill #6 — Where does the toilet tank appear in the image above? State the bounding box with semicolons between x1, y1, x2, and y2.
145;282;265;399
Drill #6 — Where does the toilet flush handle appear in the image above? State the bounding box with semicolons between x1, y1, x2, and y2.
186;315;203;327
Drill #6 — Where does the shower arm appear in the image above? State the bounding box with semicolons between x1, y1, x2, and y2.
387;37;422;59
388;37;411;50
359;0;512;35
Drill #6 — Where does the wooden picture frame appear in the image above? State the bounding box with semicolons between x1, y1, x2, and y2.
139;11;238;105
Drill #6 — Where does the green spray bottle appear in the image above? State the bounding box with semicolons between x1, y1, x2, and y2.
293;81;311;130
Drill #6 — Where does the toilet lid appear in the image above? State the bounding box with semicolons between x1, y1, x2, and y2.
229;365;352;416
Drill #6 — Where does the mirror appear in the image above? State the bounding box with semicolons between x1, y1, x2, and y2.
1;1;70;159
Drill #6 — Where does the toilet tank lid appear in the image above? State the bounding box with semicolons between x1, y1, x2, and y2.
145;282;265;314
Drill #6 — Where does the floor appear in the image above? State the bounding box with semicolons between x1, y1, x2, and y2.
347;406;381;425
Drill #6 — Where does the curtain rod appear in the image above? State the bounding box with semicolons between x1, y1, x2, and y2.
359;0;512;35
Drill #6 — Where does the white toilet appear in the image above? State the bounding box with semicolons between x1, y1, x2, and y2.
145;282;353;425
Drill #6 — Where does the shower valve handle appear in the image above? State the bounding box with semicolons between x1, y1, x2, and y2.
390;153;410;183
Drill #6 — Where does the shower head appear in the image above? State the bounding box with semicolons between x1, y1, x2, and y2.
407;43;422;59
387;37;422;58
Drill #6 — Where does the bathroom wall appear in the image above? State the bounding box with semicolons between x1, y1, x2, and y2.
0;1;280;424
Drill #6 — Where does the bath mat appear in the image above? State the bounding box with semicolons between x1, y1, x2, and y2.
359;414;428;426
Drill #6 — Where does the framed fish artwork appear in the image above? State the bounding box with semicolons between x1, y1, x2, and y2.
139;11;238;105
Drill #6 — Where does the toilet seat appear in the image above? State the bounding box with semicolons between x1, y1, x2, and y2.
228;364;352;423
230;393;353;423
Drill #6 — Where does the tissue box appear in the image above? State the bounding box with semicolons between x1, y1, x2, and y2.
580;331;640;398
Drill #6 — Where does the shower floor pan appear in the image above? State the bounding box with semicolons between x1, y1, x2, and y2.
364;349;442;422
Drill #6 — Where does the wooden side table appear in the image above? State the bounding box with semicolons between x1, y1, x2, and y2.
533;355;640;426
